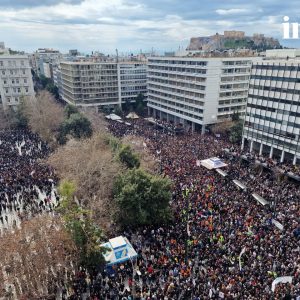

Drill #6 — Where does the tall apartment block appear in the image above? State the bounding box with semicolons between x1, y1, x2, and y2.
60;61;147;110
147;56;260;133
118;62;147;103
0;55;35;110
242;59;300;165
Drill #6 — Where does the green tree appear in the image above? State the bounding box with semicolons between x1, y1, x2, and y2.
64;104;79;118
113;168;172;227
58;112;93;144
231;111;240;122
118;145;140;169
229;120;244;144
46;83;59;99
134;93;146;115
58;180;107;272
122;98;132;112
39;74;52;89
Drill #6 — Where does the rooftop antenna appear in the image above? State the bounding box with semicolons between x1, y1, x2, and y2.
116;49;119;63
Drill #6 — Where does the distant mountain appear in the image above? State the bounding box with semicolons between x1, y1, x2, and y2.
187;31;282;51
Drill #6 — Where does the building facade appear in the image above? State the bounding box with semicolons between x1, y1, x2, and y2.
242;59;300;165
118;62;147;104
60;61;147;110
0;55;35;110
30;48;62;79
147;56;259;132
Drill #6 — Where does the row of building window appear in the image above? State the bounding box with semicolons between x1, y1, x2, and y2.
251;75;300;83
247;103;300;117
219;91;248;98
244;121;298;140
222;68;250;74
252;64;300;71
248;94;300;106
148;101;203;121
148;95;204;114
222;61;252;66
220;83;249;90
148;84;205;99
148;66;207;74
148;72;206;82
1;69;27;76
2;78;28;84
246;112;300;128
148;77;206;91
148;60;207;66
5;87;29;93
249;84;300;95
0;60;25;67
218;106;245;112
120;75;146;80
219;98;247;105
244;129;300;151
221;75;250;82
148;91;204;107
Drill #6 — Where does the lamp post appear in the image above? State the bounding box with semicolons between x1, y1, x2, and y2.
129;256;137;300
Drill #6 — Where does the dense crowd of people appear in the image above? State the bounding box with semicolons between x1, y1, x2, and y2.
1;120;299;299
0;129;59;233
81;119;299;300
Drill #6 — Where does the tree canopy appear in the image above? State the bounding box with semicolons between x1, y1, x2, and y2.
113;168;172;227
118;144;140;169
229;119;244;144
58;111;93;144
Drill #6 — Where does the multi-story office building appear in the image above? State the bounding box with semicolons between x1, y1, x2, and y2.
242;59;300;165
60;61;147;110
147;56;259;133
0;55;35;110
118;62;147;104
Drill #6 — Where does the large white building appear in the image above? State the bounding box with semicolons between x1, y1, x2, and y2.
60;61;147;110
118;62;147;104
242;58;300;165
147;56;260;133
0;55;35;110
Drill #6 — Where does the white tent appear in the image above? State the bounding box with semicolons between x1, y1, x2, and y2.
126;112;139;119
106;114;122;121
201;157;227;170
101;236;137;266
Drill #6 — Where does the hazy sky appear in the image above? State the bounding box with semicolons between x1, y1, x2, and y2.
1;0;300;54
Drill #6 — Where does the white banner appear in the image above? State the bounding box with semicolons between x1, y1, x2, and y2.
271;276;293;292
239;247;246;271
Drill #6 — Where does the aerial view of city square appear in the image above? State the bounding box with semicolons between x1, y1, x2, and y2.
0;0;299;299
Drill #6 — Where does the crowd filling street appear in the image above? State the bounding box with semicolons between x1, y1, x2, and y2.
0;130;59;234
92;119;299;300
1;119;299;299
